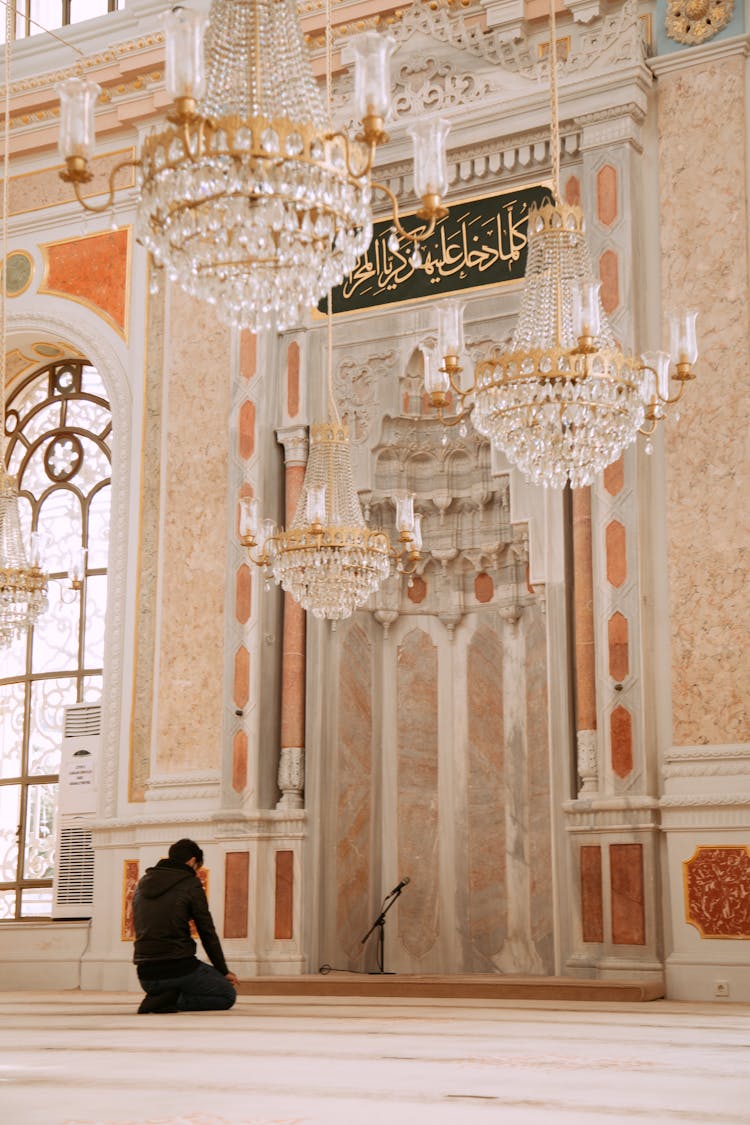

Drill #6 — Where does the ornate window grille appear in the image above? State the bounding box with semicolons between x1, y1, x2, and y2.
0;359;111;919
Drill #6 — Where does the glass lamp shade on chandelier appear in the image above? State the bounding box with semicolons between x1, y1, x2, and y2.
57;0;450;332
240;425;422;621
423;3;698;488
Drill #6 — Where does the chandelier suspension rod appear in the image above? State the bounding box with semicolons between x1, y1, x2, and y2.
1;0;11;457
548;0;561;207
325;0;340;428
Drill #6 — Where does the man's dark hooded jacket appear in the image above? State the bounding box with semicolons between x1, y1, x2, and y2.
133;859;229;978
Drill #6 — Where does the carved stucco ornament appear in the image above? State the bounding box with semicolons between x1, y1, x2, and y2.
665;0;733;46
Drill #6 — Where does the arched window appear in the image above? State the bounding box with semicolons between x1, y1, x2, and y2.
0;359;111;919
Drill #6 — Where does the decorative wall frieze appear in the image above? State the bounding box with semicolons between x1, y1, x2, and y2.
144;771;222;802
663;744;750;778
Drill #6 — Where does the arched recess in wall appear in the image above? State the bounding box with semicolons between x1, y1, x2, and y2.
3;313;132;865
1;352;112;918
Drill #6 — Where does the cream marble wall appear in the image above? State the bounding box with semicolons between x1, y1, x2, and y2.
657;51;750;747
154;285;233;774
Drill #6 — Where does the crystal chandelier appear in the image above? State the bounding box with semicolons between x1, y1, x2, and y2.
0;15;49;648
424;1;698;488
240;312;422;620
57;1;450;332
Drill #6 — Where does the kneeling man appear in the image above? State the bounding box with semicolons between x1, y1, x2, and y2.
133;838;238;1014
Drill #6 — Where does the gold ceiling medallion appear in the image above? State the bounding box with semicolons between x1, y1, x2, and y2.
665;0;733;46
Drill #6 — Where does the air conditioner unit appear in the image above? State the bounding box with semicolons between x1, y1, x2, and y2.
51;703;101;919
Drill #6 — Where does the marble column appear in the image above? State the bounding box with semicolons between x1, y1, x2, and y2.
275;425;309;809
572;485;598;795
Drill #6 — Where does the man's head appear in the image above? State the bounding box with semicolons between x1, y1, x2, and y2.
168;838;204;869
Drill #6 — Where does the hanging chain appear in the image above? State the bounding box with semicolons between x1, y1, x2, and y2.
325;0;339;425
548;0;561;206
1;0;11;462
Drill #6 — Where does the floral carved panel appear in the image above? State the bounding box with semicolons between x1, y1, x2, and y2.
684;846;750;938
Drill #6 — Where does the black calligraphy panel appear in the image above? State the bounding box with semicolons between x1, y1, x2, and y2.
325;183;551;315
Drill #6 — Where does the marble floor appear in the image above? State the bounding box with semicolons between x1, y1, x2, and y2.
0;991;748;1125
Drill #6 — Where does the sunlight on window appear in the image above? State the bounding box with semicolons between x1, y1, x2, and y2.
0;359;111;919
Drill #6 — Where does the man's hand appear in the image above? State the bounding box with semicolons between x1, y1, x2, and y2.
225;971;239;986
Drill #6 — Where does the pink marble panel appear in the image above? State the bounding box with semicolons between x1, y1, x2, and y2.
336;623;373;961
580;846;603;943
239;330;256;379
684;846;750;938
397;629;439;960
121;860;139;942
596;165;618;227
467;623;505;960
599;249;619;314
610;705;633;779
474;572;494;604
572;487;596;732
287;341;300;418
565;175;581;206
236;564;252;626
608;612;629;681
40;229;130;337
274;851;294;940
606;520;627;588
224;852;249;939
603;455;624;497
155;288;231;773
232;731;248;794
233;647;250;710
525;603;554;968
610;843;645;945
407;576;427;605
658;56;750;746
238;401;255;461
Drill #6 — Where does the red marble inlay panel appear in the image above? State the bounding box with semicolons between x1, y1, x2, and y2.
610;843;645;945
236;564;252;626
232;730;248;793
240;330;256;379
596;165;618;227
397;629;439;959
407;576;427;604
610;705;633;779
685;846;750;938
606;520;627;588
599;249;620;314
233;646;250;709
41;229;130;337
580;846;603;943
467;624;505;959
565;175;581;206
121;859;139;941
474;572;494;604
608;611;629;681
238;400;255;461
287;341;300;418
224;852;249;939
274;850;294;940
603;456;624;496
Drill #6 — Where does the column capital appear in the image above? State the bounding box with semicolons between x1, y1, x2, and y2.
275;425;309;467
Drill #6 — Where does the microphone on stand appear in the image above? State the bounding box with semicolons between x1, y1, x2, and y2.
387;877;410;897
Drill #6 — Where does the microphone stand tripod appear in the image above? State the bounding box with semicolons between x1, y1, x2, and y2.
360;884;405;974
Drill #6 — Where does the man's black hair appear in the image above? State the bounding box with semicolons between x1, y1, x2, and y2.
168;838;204;868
